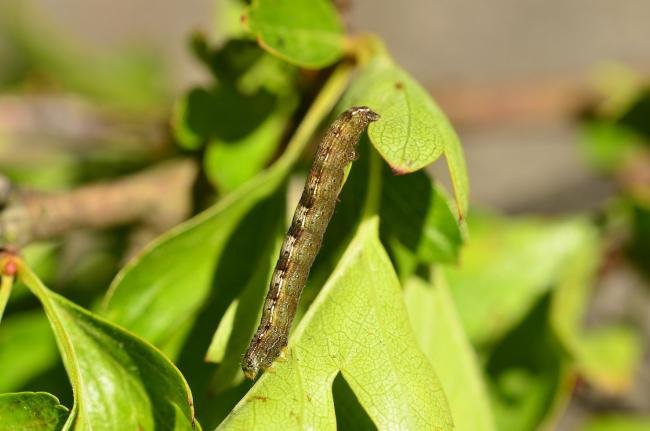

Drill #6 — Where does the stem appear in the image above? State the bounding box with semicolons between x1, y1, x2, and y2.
0;159;197;248
278;62;355;170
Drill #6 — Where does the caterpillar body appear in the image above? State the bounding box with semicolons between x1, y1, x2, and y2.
242;106;379;379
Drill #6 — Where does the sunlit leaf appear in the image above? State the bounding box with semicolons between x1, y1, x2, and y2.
0;392;68;431
404;275;495;431
340;49;468;217
18;263;197;430
246;0;344;68
217;218;452;431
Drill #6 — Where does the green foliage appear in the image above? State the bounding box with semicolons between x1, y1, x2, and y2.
218;219;452;431
16;263;197;429
0;1;646;430
404;275;495;431
247;0;344;68
340;44;468;215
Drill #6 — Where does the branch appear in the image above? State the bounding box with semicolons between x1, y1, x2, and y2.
0;159;197;248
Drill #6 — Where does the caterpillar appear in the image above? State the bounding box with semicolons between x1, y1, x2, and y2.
242;106;380;379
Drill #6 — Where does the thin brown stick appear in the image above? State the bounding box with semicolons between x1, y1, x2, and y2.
0;159;197;248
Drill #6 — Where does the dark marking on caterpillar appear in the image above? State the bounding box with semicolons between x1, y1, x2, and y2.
395;81;404;90
241;106;379;379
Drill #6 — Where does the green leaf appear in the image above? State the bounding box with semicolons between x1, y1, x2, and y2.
103;63;353;351
580;415;650;431
204;97;297;193
444;213;596;346
0;311;59;393
217;218;452;431
340;51;468;217
18;262;197;430
550;229;642;393
0;392;68;431
247;0;344;69
485;296;570;431
380;167;463;272
579;121;643;172
404;275;495;431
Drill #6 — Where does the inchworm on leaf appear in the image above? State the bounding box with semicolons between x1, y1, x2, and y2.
242;106;379;379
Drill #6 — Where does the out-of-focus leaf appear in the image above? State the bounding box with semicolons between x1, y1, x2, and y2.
380;167;462;274
580;415;650;431
404;275;495;431
579;121;643;172
18;262;197;430
0;392;68;431
550;229;642;393
174;39;298;190
204;98;296;193
246;0;344;68
173;85;275;151
0;311;59;393
217;218;452;430
102;64;352;350
444;214;595;346
339;48;468;217
618;88;650;138
485;297;570;431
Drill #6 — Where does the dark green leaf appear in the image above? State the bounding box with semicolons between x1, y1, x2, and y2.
380;167;463;275
485;296;569;431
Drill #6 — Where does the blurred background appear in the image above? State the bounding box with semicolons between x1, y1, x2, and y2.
0;0;648;429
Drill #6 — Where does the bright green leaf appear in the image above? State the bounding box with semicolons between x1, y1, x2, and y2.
217;218;452;431
0;392;68;431
404;275;495;431
18;263;197;430
247;0;344;69
340;52;468;216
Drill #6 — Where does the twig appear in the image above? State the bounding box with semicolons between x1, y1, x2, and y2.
0;159;197;248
